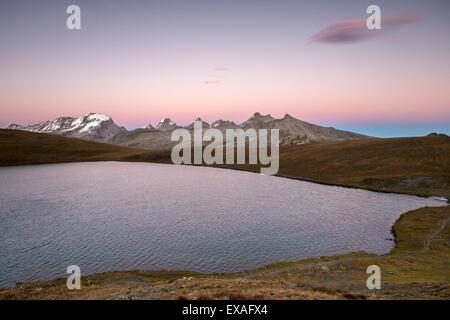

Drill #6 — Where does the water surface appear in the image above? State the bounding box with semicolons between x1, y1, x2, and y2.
0;162;446;287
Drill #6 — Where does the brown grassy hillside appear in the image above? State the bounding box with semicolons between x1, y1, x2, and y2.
219;136;450;197
0;129;167;166
1;129;449;196
278;135;450;196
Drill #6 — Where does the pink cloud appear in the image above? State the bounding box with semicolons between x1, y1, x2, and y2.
309;12;421;44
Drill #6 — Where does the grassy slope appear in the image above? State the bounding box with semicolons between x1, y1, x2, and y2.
1;129;449;197
279;136;450;196
0;129;168;166
217;135;450;197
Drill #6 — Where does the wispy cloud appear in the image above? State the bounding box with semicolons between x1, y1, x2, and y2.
204;67;229;85
308;12;421;44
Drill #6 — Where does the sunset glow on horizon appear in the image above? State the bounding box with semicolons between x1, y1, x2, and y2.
1;0;449;137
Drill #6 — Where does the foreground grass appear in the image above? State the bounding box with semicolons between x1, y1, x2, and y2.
1;206;448;300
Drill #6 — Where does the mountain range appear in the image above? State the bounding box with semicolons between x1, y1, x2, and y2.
7;112;368;150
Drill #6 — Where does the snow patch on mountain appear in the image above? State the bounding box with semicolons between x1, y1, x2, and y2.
156;118;177;130
7;113;122;141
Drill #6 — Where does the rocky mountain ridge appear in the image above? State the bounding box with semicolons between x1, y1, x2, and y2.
8;112;369;150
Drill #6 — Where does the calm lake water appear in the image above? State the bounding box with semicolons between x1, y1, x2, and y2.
0;162;446;287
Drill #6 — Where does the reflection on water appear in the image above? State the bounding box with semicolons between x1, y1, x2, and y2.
0;162;446;287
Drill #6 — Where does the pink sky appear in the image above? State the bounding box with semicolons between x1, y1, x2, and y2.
0;1;449;131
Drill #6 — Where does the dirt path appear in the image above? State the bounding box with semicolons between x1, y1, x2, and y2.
420;217;449;253
244;217;450;279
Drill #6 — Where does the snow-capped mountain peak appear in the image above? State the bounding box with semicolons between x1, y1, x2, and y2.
156;118;177;130
186;117;210;129
85;113;111;122
210;119;236;128
141;123;154;130
7;113;122;141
